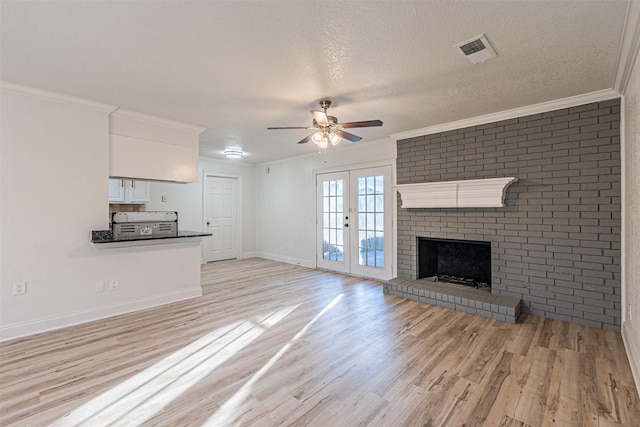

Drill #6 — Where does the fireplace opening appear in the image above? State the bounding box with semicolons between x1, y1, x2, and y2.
417;237;491;289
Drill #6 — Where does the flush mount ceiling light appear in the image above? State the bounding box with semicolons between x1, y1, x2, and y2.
224;146;243;159
455;34;498;64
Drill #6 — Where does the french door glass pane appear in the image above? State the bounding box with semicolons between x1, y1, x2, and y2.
322;179;344;262
357;175;384;268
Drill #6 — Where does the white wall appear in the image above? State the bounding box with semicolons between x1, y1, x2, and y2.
0;85;202;341
147;156;257;258
622;36;640;389
256;139;396;267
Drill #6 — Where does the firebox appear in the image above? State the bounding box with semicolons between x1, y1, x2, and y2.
417;237;491;289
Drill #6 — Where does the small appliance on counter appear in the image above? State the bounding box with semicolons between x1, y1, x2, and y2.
111;211;178;239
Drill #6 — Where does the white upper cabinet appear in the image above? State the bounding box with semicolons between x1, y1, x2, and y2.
109;109;206;183
128;180;150;203
108;179;150;204
108;178;126;203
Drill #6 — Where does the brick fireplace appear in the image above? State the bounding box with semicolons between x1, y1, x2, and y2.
392;99;621;330
417;237;491;289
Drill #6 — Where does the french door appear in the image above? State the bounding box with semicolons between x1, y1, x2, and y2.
316;166;392;280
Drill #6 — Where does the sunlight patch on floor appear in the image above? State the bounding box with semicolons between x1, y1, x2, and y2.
202;294;345;426
51;305;299;426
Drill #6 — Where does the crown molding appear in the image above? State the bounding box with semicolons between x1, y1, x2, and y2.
613;0;640;94
0;80;118;113
391;88;621;141
111;108;206;135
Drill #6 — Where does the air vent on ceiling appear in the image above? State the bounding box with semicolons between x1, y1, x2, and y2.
455;34;497;64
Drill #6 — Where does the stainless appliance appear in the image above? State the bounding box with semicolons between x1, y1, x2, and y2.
112;211;178;238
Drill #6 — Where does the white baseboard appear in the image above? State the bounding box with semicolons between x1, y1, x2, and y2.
0;287;203;342
256;252;314;268
622;321;640;392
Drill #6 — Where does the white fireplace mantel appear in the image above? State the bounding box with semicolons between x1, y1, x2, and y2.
394;177;518;208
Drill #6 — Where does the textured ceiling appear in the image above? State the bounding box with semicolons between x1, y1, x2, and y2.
0;1;630;163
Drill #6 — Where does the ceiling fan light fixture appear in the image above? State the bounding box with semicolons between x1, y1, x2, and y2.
316;136;328;149
224;146;243;159
267;99;382;148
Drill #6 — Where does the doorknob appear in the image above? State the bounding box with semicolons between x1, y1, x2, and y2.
344;223;349;228
206;222;210;226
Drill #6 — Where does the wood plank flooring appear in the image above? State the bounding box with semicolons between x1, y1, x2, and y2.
1;258;638;426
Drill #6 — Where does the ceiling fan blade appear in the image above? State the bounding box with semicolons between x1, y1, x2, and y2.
267;126;313;130
311;110;329;126
335;130;362;142
339;120;383;129
297;133;315;144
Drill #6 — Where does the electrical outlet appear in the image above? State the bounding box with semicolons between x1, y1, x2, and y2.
161;195;167;202
12;282;27;296
108;279;119;291
95;281;105;293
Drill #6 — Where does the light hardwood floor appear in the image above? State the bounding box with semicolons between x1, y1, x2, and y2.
1;258;638;426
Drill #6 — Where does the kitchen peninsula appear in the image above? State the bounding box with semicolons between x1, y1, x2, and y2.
92;211;211;248
91;230;212;248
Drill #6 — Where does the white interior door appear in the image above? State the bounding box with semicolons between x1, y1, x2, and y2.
316;166;392;280
204;175;238;262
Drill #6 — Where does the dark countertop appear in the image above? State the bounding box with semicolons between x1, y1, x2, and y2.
91;230;212;244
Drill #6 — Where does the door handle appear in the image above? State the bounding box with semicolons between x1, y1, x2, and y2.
206;222;210;226
344;223;349;228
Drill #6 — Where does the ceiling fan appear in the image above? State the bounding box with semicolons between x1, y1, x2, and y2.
267;100;383;148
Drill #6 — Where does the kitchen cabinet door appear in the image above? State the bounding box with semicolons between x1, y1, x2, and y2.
108;178;126;203
128;180;150;203
108;179;150;204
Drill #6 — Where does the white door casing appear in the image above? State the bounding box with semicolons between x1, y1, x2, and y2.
203;174;241;262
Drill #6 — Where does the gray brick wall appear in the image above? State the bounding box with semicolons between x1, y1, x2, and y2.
396;99;621;330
